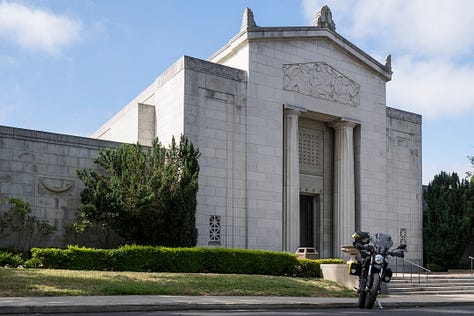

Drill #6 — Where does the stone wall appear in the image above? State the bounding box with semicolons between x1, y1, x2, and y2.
182;56;248;249
386;107;423;264
0;126;120;248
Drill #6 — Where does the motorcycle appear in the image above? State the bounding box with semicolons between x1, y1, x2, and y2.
349;231;406;309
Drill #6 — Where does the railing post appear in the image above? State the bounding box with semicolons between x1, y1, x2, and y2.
469;256;474;277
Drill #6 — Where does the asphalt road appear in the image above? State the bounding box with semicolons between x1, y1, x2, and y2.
23;305;474;316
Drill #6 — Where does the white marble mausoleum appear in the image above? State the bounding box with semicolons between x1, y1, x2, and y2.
0;6;422;263
93;7;423;261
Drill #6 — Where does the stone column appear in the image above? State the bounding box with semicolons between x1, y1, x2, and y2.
283;109;300;252
331;119;358;257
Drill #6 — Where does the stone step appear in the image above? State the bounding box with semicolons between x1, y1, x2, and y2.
390;285;474;291
389;289;474;295
393;273;473;279
390;280;474;286
388;273;474;295
393;274;473;277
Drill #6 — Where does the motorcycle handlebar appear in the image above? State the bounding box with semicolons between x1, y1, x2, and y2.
389;250;405;258
353;242;372;251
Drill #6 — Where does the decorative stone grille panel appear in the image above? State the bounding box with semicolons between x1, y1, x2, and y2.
209;215;221;245
299;128;323;175
400;227;407;245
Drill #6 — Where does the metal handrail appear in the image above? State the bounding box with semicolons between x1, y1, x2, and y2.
392;256;431;288
402;257;431;273
469;256;474;276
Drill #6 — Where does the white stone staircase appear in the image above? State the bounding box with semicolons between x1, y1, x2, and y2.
388;272;474;295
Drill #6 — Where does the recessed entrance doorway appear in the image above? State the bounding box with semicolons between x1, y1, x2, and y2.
299;194;321;249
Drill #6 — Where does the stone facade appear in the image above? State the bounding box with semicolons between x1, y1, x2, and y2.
0;126;120;247
0;6;423;264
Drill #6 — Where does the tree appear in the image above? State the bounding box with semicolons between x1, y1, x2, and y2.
467;155;474;180
423;172;473;270
76;135;200;247
0;198;56;253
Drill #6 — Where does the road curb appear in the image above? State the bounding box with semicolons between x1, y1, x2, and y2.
1;300;474;314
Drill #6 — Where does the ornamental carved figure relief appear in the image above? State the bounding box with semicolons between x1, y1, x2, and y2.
283;62;360;107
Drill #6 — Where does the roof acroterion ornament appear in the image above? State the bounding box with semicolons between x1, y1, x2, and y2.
241;7;257;32
312;5;336;31
384;54;392;72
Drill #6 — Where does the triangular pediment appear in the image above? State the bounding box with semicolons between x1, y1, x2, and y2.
210;7;392;82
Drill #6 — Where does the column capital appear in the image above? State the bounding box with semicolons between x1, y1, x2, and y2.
284;108;302;118
328;118;360;129
284;104;307;112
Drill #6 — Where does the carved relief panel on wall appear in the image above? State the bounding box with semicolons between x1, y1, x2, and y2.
283;62;360;106
298;128;323;175
37;176;75;196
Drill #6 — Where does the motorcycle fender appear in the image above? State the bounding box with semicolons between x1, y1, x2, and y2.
382;268;393;282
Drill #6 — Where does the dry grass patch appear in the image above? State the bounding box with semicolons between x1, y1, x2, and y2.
0;268;356;297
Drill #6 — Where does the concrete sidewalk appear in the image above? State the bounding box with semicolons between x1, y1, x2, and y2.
0;294;473;314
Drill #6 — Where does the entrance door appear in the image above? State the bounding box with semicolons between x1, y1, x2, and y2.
299;195;321;249
300;195;314;247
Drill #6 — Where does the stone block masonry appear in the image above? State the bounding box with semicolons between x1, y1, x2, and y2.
0;125;121;248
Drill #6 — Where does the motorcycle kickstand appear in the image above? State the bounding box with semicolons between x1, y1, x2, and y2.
376;300;383;309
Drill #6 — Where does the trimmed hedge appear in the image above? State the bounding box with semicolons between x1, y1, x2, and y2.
0;251;24;267
314;258;345;265
29;245;340;277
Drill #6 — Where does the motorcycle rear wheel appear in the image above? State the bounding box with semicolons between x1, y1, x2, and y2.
365;273;380;309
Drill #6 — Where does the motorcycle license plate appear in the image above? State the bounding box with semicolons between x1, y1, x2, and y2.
348;262;362;276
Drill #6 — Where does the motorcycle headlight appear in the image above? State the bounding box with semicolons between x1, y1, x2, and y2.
375;254;384;265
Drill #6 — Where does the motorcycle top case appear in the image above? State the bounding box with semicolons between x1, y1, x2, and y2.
352;231;370;244
348;262;362;276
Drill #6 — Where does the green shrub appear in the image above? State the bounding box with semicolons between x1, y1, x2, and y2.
30;245;342;278
315;258;345;264
425;262;446;272
0;251;24;267
200;248;298;275
30;247;70;269
24;257;42;269
294;258;322;277
66;246;112;270
110;245;204;272
30;246;112;270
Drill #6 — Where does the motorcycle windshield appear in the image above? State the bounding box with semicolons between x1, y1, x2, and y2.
374;233;393;253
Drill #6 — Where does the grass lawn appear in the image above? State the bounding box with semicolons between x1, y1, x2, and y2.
0;268;357;297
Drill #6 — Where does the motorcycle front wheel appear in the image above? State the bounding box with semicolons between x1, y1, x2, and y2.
365;272;381;309
357;291;367;308
357;276;367;308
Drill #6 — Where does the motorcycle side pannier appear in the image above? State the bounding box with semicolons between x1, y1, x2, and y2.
348;262;362;276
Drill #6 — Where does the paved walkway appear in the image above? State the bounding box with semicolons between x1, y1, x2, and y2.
0;294;473;314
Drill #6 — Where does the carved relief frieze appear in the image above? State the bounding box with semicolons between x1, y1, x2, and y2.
283;62;360;106
37;176;75;196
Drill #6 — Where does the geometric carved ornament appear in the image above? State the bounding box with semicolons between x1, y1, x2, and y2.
208;215;221;246
399;227;407;245
283;62;360;106
298;128;323;175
